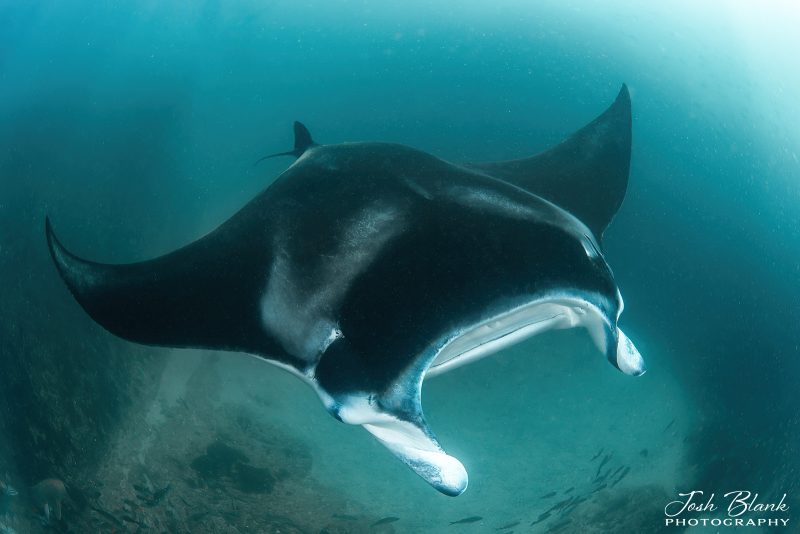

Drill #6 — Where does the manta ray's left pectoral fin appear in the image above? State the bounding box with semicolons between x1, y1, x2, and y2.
334;396;468;496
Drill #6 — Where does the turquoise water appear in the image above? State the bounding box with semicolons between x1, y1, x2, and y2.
1;2;798;532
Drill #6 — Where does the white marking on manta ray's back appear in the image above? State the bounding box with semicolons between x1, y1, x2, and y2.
443;182;602;259
260;203;404;362
425;295;613;378
448;184;543;221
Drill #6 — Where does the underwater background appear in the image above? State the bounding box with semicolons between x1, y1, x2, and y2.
1;1;798;532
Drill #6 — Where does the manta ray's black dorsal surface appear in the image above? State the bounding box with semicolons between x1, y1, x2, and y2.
47;84;644;497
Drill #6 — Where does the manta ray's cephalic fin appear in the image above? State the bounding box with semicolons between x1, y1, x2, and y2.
254;121;317;165
328;385;468;496
315;338;467;496
468;84;632;241
360;412;468;497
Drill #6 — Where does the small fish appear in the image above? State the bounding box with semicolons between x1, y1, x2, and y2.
551;496;574;512
546;518;572;533
601;452;612;465
88;505;124;528
450;516;483;525
334;513;360;520
539;491;557;499
590;483;607;494
496;521;519;530
594;453;612;479
561;494;588;514
561;493;591;517
593;466;612;484
559;502;578;518
146;483;171;507
189;511;209;522
639;448;649;458
608;466;624;480
590;447;604;461
610;466;630;488
663;418;675;432
530;511;551;526
563;487;574;494
121;515;145;526
0;481;17;497
371;516;400;527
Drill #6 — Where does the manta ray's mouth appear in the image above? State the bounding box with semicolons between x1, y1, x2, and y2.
426;297;608;378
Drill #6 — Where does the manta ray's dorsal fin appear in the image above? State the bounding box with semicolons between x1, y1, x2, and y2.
254;121;317;165
468;84;632;241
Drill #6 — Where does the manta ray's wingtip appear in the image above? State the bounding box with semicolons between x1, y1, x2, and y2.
44;216;91;302
614;83;631;114
44;216;64;272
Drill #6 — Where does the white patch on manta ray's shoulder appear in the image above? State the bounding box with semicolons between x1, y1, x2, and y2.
445;182;602;259
402;176;435;200
242;351;317;383
260;251;342;361
260;204;405;362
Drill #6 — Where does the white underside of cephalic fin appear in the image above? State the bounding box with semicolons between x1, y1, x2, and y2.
426;296;611;378
335;396;468;496
615;328;646;376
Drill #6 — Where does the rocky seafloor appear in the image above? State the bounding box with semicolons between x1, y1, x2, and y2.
0;346;390;534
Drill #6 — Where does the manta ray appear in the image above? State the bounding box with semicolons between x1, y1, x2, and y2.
46;84;644;496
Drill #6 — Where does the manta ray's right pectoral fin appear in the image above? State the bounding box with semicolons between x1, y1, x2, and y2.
333;396;468;496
